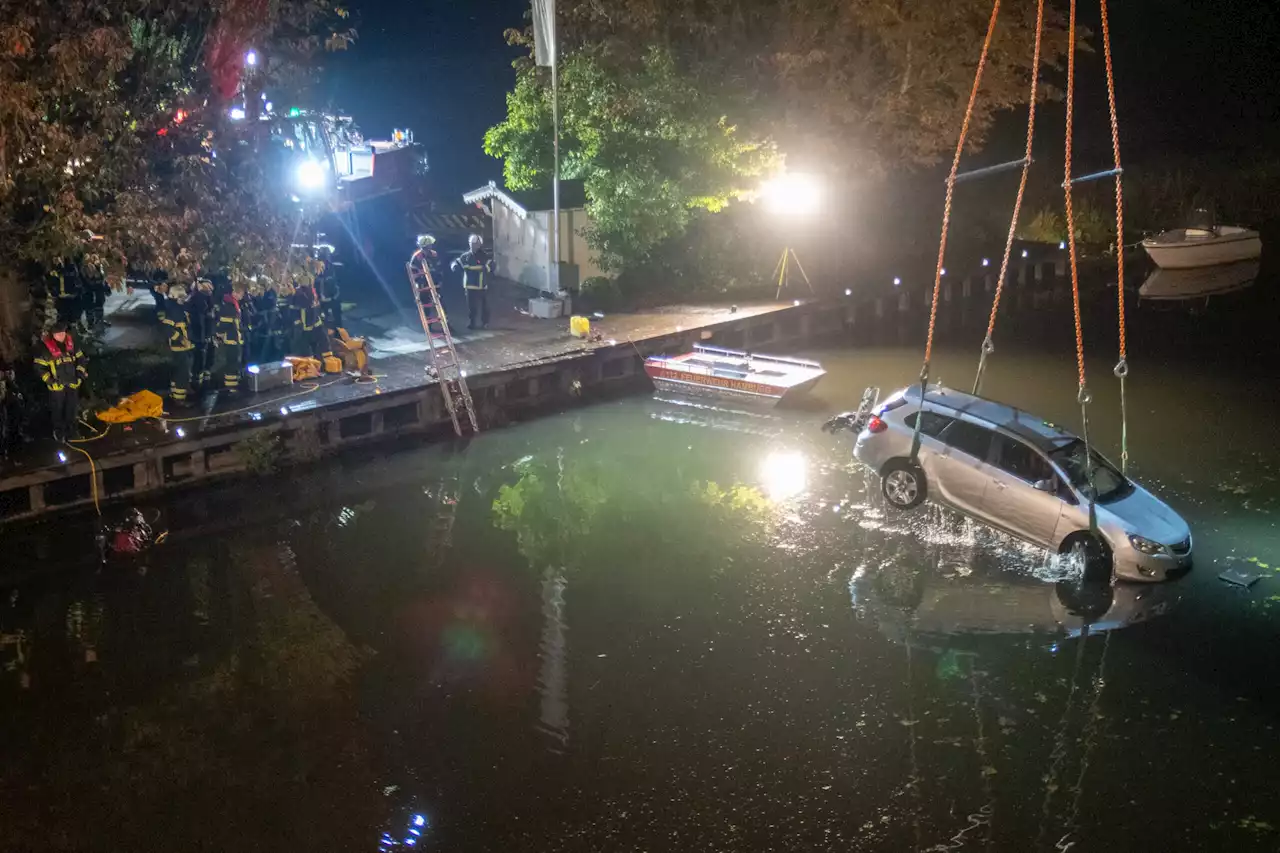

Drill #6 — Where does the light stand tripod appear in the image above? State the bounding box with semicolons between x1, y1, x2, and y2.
773;247;814;300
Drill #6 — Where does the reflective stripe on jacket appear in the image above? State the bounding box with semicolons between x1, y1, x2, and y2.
33;334;87;391
455;250;491;290
161;302;196;352
217;300;244;345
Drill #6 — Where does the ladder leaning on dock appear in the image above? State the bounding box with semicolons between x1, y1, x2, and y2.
405;251;479;437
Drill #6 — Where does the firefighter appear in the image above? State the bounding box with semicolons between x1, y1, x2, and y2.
49;260;83;329
292;275;331;361
243;281;264;364
317;249;342;330
188;278;217;390
81;258;110;330
0;359;25;459
274;280;297;358
33;321;88;442
215;290;245;392
160;284;196;405
260;282;286;362
409;234;454;333
451;233;494;330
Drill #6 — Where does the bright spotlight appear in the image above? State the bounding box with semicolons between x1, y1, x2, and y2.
761;450;807;501
245;50;258;67
844;288;852;296
893;276;902;286
296;159;326;190
229;107;246;121
759;172;822;217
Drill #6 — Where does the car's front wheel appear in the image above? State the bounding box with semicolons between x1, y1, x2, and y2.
881;459;927;510
1059;531;1113;583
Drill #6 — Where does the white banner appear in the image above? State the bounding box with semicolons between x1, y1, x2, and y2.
531;0;556;67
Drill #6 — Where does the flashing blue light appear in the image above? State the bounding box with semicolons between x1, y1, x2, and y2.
1050;643;1060;654
1059;241;1067;249
982;258;990;266
412;815;426;827
1021;249;1029;258
57;451;68;464
247;364;261;374
176;427;186;438
409;828;421;836
280;406;289;416
893;276;901;286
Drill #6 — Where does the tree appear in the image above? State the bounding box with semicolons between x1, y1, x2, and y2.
485;0;1074;276
485;46;779;273
0;0;354;360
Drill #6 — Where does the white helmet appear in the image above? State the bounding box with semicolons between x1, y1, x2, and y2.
468;233;484;248
417;234;437;248
168;284;189;302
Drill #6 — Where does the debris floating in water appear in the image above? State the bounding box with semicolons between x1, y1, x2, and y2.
1218;567;1261;588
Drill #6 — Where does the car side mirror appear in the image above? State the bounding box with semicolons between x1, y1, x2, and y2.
1033;478;1056;493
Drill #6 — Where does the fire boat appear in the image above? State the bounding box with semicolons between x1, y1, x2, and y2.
644;345;826;408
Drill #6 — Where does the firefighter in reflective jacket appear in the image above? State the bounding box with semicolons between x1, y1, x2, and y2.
33;322;88;441
161;285;196;405
317;250;342;330
188;279;217;389
49;261;82;328
451;234;493;330
292;278;332;361
216;291;245;392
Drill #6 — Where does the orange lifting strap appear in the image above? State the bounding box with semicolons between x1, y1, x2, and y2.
914;0;1132;487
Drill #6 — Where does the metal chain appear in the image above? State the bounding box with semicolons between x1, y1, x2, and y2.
1099;0;1131;472
1062;0;1098;533
913;0;1002;458
973;0;1046;397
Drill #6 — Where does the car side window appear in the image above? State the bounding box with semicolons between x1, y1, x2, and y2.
938;420;995;461
993;435;1053;484
904;410;954;438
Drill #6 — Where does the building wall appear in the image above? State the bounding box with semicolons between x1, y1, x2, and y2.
492;204;606;293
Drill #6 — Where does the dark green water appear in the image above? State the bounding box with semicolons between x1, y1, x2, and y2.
2;345;1278;852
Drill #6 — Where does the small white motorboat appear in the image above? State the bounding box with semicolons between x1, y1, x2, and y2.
644;344;825;407
1142;210;1261;269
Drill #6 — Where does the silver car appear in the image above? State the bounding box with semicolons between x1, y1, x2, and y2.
845;385;1192;582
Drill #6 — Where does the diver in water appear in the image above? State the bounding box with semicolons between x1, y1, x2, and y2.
96;509;158;563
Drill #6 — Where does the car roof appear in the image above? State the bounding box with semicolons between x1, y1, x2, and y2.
904;385;1078;452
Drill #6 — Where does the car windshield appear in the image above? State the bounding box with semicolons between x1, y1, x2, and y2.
1049;440;1130;502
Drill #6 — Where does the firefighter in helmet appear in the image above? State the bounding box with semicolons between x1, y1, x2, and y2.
451;233;493;331
161;284;196;405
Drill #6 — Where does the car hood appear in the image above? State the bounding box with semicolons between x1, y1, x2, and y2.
1099;484;1189;544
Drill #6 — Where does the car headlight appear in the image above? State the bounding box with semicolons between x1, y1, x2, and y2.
1128;534;1165;556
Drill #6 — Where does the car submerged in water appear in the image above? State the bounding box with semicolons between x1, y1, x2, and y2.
825;385;1193;583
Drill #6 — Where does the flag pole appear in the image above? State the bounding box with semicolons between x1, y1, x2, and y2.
550;0;561;293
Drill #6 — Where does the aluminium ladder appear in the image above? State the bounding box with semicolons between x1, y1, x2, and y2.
405;251;479;436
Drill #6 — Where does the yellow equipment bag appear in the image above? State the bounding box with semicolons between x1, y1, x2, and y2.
331;328;370;372
97;389;165;423
569;315;591;338
285;356;323;381
322;355;343;374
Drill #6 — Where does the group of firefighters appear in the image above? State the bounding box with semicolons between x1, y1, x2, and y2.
12;233;496;449
155;248;343;406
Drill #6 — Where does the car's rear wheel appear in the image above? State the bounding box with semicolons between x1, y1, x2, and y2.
881;459;927;510
1059;531;1113;583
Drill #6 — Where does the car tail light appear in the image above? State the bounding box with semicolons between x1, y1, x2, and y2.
867;415;888;434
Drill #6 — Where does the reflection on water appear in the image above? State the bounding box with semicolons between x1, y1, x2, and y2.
1139;258;1261;300
2;346;1280;851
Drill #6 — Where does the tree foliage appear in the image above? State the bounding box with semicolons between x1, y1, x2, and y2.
485;47;779;272
0;0;355;357
486;0;1075;275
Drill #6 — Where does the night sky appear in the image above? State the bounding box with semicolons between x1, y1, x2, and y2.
325;0;1280;201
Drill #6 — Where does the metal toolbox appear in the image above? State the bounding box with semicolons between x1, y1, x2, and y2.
246;360;294;393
